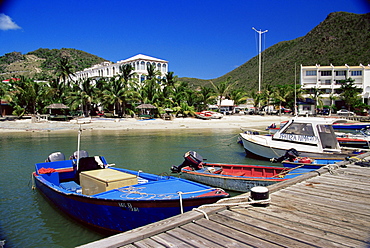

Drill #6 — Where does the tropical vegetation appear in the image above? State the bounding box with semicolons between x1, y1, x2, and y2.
0;12;369;117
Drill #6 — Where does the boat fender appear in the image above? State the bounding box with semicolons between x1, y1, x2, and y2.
298;157;313;164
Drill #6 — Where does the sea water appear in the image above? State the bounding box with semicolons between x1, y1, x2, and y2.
0;128;273;248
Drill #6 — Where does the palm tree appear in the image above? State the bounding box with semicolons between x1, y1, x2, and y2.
162;71;177;99
67;78;97;116
119;64;136;82
101;76;140;117
55;57;75;86
7;76;49;115
209;77;237;110
229;89;248;106
196;86;216;111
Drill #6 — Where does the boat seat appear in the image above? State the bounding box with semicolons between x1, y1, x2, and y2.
60;181;82;193
74;156;105;183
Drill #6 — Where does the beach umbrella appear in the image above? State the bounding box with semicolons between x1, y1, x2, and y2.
136;104;157;109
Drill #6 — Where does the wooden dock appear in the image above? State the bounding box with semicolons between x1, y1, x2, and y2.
78;156;370;248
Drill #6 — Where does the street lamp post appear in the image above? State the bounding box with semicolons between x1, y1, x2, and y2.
252;27;268;109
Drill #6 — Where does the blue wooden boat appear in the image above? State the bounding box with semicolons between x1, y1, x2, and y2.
332;122;370;130
281;157;344;169
33;151;228;234
171;151;314;192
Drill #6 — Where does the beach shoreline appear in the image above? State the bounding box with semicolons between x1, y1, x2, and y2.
0;115;292;133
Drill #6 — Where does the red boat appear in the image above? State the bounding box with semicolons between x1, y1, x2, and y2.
171;151;313;192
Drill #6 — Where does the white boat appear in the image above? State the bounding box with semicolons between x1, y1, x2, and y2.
239;117;360;159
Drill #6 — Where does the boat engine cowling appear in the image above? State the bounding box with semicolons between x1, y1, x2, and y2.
46;152;65;162
171;151;204;173
270;148;300;163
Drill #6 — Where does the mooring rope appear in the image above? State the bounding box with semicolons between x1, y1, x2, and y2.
177;188;225;214
193;197;271;220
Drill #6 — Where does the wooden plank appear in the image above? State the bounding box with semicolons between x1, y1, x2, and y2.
324;173;370;185
151;233;194;247
76;207;225;248
307;176;370;192
342;165;370;175
180;222;252;247
287;184;370;204
322;174;370;186
131;238;167;248
301;181;370;197
275;189;370;215
119;244;136;248
165;225;226;247
214;210;347;248
242;203;370;244
269;193;370;227
195;218;280;248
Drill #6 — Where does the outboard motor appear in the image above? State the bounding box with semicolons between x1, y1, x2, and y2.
69;150;89;160
171;151;204;173
270;148;299;163
46;152;65;162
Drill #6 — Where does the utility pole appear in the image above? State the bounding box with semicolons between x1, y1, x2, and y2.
252;27;268;104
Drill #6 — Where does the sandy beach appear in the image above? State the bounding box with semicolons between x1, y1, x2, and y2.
0;115;291;132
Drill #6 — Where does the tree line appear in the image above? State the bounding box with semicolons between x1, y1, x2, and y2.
0;58;365;118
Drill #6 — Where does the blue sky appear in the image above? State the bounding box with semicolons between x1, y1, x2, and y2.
0;0;369;79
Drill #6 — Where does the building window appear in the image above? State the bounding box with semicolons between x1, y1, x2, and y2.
320;71;332;76
306;70;316;76
162;64;167;72
351;71;362;76
323;80;331;85
335;71;346;76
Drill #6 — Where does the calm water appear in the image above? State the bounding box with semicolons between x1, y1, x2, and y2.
0;128;273;248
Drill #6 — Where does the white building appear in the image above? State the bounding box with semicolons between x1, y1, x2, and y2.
300;64;370;106
73;54;168;82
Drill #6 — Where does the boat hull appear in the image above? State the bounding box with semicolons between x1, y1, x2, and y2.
282;158;343;169
34;170;226;234
181;170;284;192
332;123;370;129
239;133;351;160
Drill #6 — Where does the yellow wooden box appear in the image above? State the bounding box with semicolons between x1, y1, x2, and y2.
80;168;138;195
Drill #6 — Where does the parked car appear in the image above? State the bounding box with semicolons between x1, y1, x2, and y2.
337;109;355;116
318;108;329;115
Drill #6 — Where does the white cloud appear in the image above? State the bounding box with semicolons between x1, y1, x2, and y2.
0;13;21;31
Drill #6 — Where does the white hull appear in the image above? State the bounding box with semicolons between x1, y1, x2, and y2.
239;117;353;160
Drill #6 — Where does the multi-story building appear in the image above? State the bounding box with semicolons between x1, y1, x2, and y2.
300;64;370;107
72;54;168;82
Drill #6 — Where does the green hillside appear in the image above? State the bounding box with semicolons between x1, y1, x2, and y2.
180;12;370;90
0;48;107;80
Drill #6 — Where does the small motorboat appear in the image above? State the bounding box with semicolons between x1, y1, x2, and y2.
33;130;228;234
281;157;344;169
336;128;370;149
170;151;314;192
194;111;223;119
332;122;370;130
239;117;363;160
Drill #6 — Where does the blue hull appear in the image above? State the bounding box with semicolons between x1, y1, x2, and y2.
282;158;343;169
34;160;228;233
332;124;370;129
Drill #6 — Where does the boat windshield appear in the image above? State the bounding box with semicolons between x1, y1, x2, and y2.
317;124;339;149
283;123;314;136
